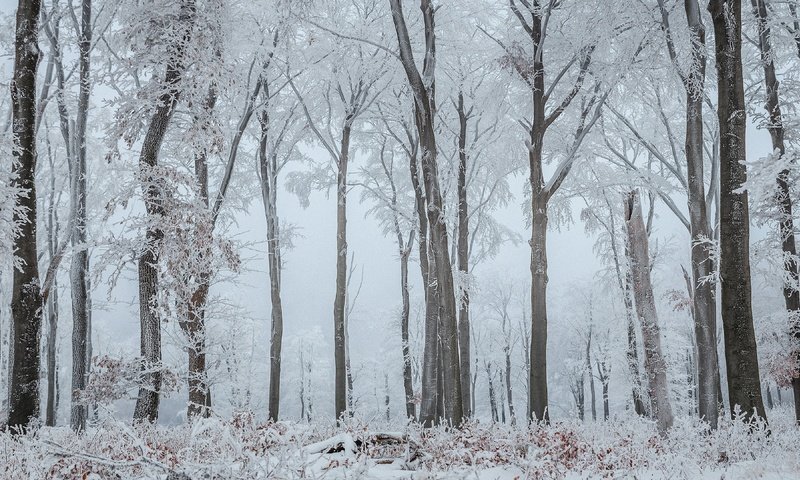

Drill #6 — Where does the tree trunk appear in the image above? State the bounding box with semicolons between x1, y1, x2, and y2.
625;191;674;434
587;328;596;421
504;344;515;424
256;104;285;422
333;124;351;421
486;361;498;422
400;239;415;420
133;0;196;423
410;149;439;427
750;0;800;425
45;144;59;427
8;0;44;432
456;92;471;418
70;0;92;432
682;0;720;430
390;0;462;426
529;193;549;422
709;0;768;423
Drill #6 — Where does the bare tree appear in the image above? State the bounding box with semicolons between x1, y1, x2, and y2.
655;0;720;429
389;0;463;426
624;191;674;434
709;0;768;423
133;0;197;423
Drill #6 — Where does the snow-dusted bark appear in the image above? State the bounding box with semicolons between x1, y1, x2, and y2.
624;191;674;434
70;0;93;432
8;0;44;432
456;92;471;418
709;0;767;423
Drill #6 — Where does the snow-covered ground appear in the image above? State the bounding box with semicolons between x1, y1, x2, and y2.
2;408;798;479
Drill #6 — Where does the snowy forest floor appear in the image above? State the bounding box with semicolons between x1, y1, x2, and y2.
2;407;799;479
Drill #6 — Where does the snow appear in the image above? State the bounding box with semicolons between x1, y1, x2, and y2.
2;410;798;479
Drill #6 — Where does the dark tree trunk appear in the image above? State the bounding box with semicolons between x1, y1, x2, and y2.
8;0;44;432
70;0;92;432
709;0;768;423
133;0;196;423
333;124;351;421
529;193;549;422
45;145;59;427
456;92;471;418
410;148;439;427
257;106;285;423
750;0;800;425
504;344;515;424
586;328;596;422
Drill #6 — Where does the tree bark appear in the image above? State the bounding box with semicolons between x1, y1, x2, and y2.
709;0;768;423
625;191;674;434
133;0;196;423
529;193;549;422
333;124;351;421
70;0;92;432
45;142;60;427
456;92;471;418
8;0;44;432
587;327;596;421
257;104;285;423
750;0;800;425
410;146;439;427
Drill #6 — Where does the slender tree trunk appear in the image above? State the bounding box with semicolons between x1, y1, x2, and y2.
504;343;515;424
8;0;44;432
390;0;462;426
587;328;596;421
256;104;285;422
70;0;92;432
456;92;471;418
400;241;415;420
750;0;800;424
529;192;549;422
486;361;498;422
597;360;610;421
45;144;59;427
625;191;674;434
411;150;439;427
333;124;351;421
709;0;768;423
133;0;196;423
681;0;720;430
384;372;391;422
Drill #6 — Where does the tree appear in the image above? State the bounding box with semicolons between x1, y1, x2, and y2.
624;190;674;434
388;0;463;426
709;0;768;422
7;0;44;432
70;0;93;432
133;0;197;423
656;0;720;429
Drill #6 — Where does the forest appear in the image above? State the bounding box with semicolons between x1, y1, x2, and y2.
1;0;800;478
